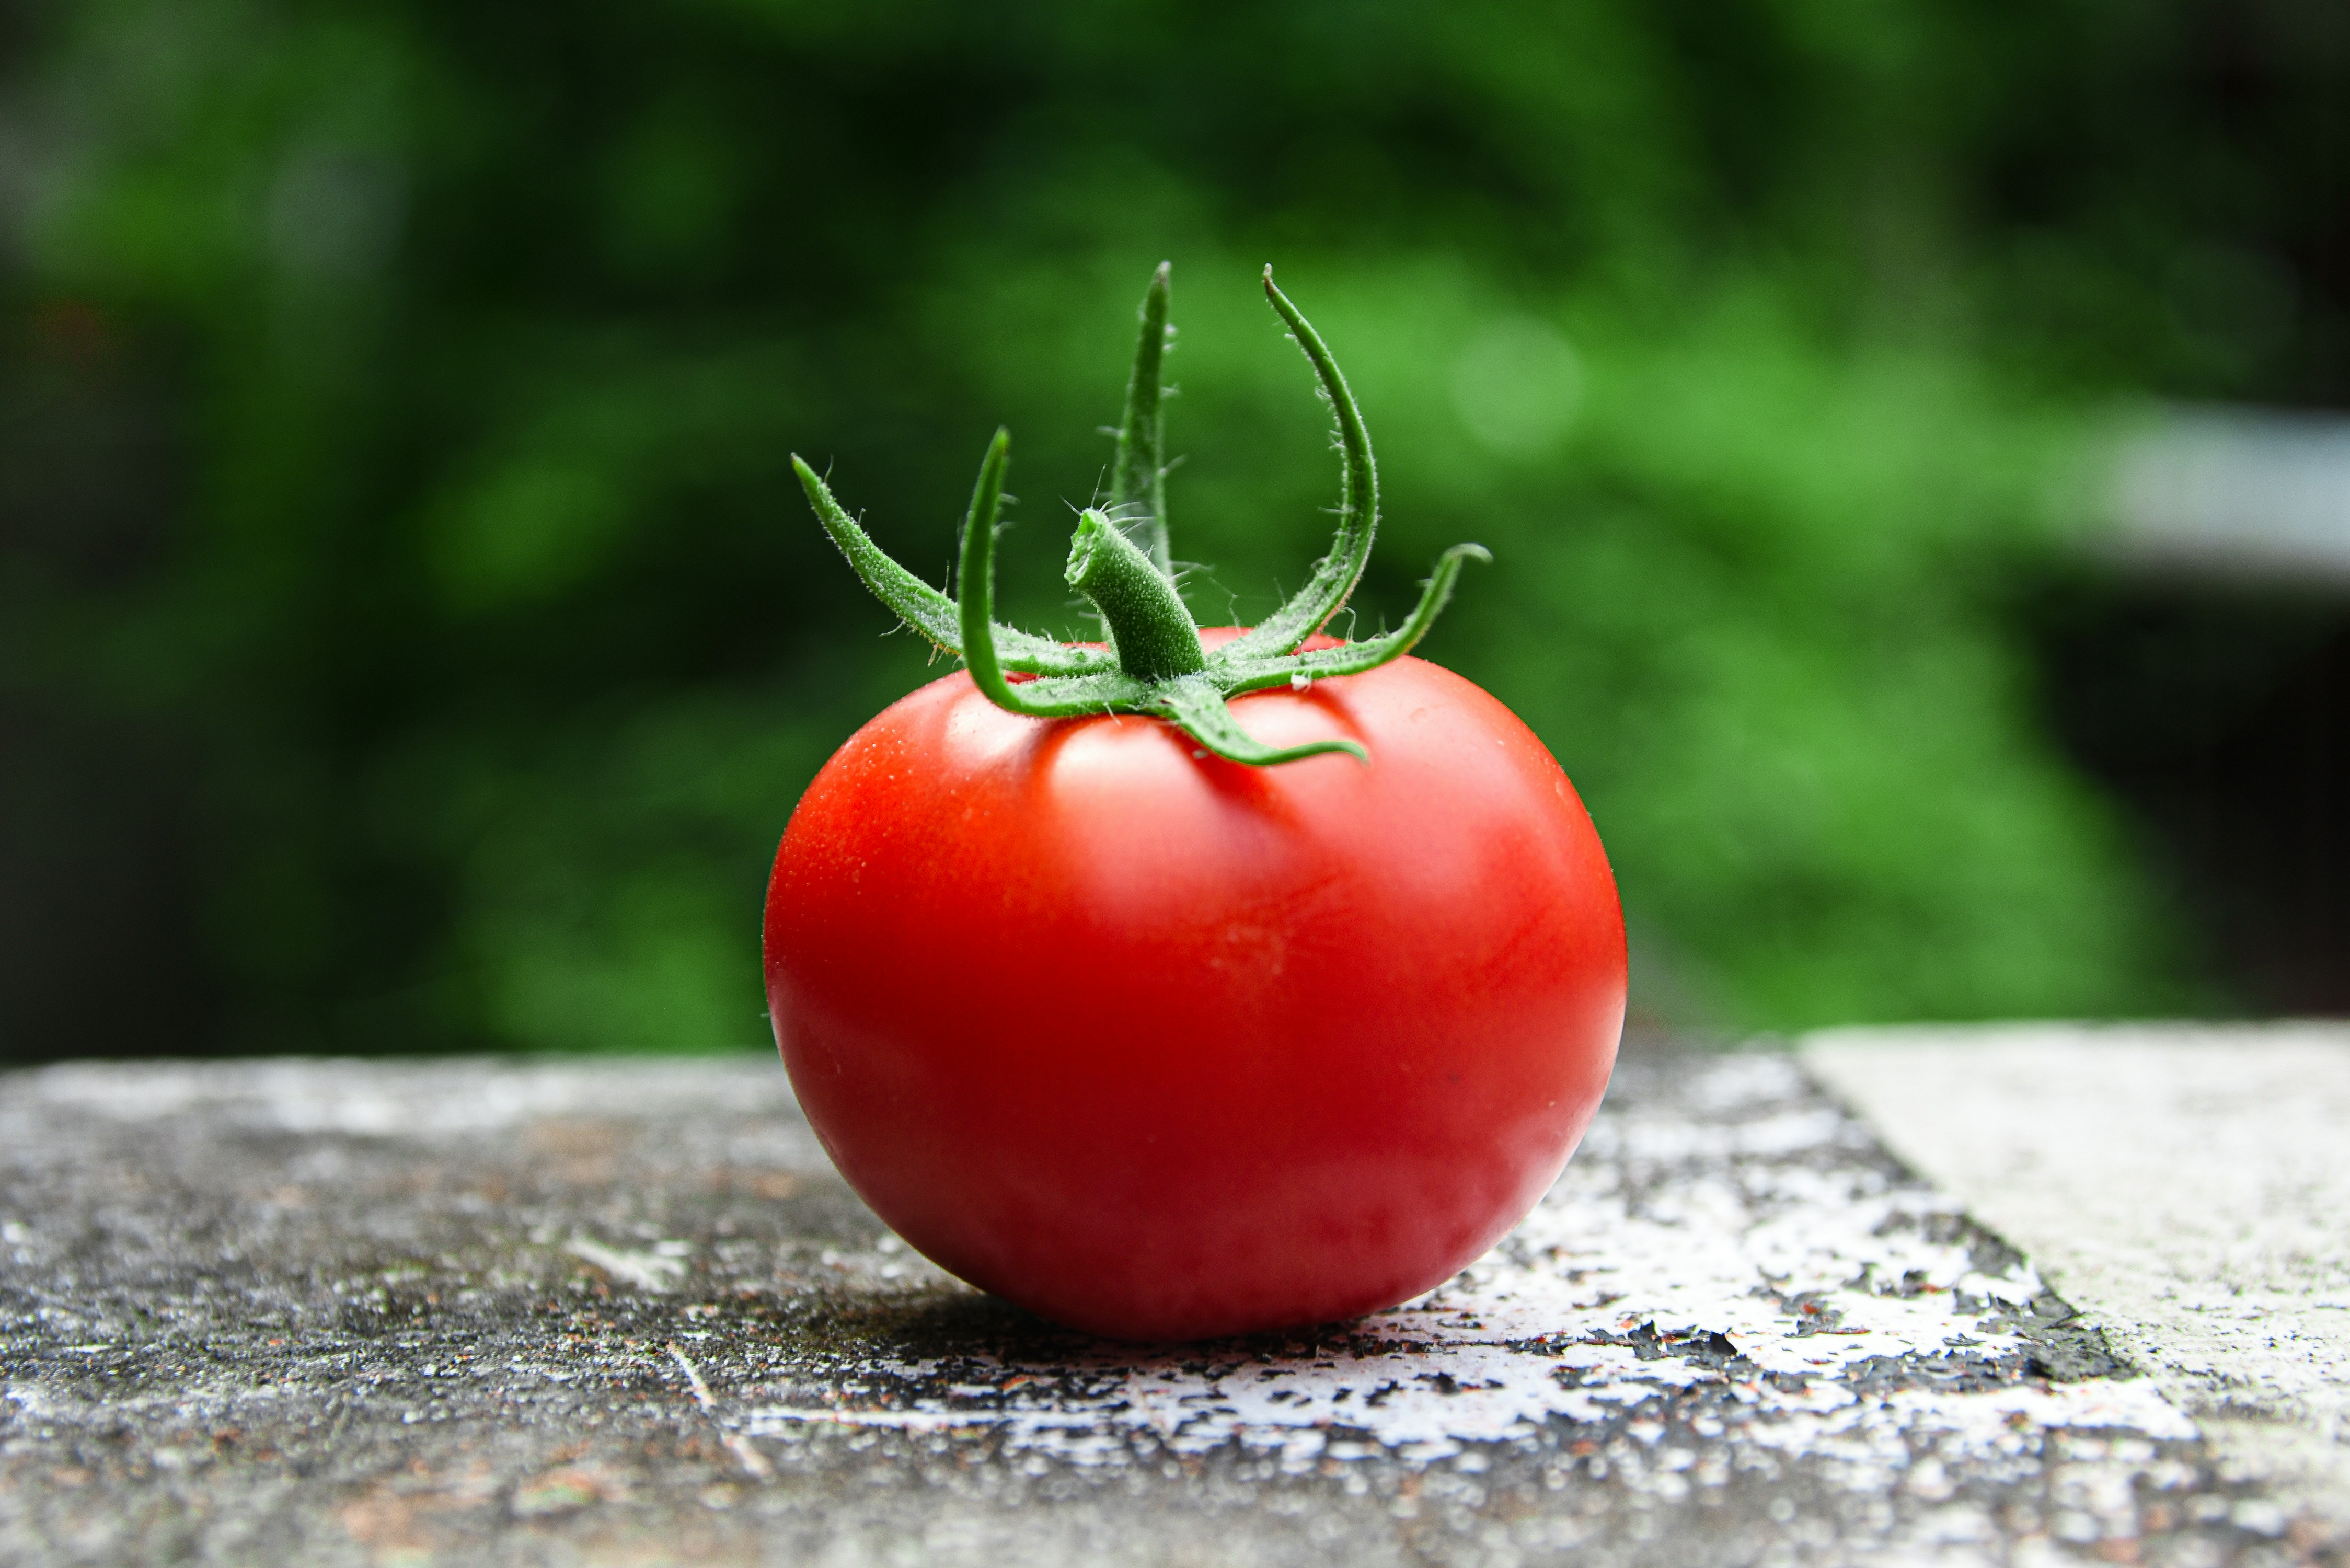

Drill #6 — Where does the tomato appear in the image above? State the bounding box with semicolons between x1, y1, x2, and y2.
763;628;1625;1341
769;264;1627;1338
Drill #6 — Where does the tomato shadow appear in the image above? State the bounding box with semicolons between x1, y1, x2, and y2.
832;1287;1100;1361
830;1284;1441;1369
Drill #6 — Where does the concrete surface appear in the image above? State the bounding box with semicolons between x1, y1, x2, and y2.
0;1041;2339;1566
1806;1023;2350;1536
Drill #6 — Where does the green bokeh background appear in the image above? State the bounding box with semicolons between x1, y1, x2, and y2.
4;0;2343;1057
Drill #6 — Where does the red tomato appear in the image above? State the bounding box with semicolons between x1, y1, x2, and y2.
764;631;1625;1341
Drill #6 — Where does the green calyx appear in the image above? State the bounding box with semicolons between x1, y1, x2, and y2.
789;262;1490;767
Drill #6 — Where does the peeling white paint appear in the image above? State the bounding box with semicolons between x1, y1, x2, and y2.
566;1235;688;1293
746;1055;2196;1478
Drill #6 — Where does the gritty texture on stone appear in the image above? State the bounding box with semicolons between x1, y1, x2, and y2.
0;1045;2331;1566
1806;1022;2350;1542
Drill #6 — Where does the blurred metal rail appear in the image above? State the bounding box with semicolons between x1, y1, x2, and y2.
2103;407;2350;582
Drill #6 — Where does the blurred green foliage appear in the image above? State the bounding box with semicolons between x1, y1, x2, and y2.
3;0;2343;1056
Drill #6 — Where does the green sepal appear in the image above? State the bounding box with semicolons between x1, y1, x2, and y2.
1107;260;1175;577
1213;267;1380;663
792;455;1113;678
1215;544;1490;695
1150;676;1368;766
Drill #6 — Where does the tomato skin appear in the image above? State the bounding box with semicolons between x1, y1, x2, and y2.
764;637;1625;1341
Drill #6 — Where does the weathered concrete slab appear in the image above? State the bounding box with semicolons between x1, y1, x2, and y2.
0;1045;2332;1565
1806;1023;2350;1539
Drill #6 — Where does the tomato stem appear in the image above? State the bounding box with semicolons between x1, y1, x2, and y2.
954;432;1151;720
791;263;1490;767
1066;510;1206;681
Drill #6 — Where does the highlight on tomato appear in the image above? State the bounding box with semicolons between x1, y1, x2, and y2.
766;263;1626;1341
